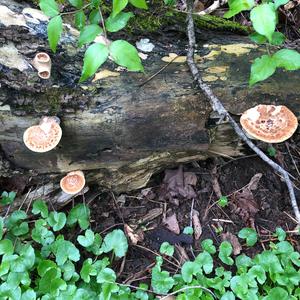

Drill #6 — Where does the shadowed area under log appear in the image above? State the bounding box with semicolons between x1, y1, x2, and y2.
0;0;299;193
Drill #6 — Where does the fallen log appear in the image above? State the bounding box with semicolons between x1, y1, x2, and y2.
0;0;300;196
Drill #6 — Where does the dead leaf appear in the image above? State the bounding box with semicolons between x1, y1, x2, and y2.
163;213;180;234
248;173;262;190
93;69;120;82
124;224;144;245
192;209;202;239
221;232;242;255
161;53;186;63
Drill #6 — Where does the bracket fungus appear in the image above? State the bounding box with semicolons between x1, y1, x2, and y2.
60;171;85;195
240;104;298;143
23;116;62;152
31;52;51;79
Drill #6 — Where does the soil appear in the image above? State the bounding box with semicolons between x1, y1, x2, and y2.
60;132;300;284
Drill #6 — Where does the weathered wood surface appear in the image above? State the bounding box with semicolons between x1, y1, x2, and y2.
1;0;300;193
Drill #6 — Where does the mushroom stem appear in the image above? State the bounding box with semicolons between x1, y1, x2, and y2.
31;52;52;79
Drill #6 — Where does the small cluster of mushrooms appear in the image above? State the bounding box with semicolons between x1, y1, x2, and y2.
23;116;85;195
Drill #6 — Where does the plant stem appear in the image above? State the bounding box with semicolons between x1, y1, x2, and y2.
60;3;92;16
98;5;107;40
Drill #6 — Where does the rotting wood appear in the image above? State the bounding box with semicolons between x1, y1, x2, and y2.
0;0;300;196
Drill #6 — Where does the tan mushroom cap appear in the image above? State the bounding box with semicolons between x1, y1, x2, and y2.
60;171;85;195
240;104;298;143
23;116;62;152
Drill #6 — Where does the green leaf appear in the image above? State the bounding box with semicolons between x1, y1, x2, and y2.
80;258;97;283
75;10;86;30
0;217;3;240
274;0;289;9
61;260;76;281
183;226;194;235
249;54;276;86
80;43;109;82
218;196;228;207
47;15;63;53
86;233;103;255
270;31;285;45
201;239;216;254
38;259;57;276
21;289;36;300
267;146;276;157
32;200;48;218
89;9;101;24
273;49;300;70
105;12;134;32
221;291;235;300
102;229;128;258
39;0;59;17
196;251;213;274
77;229;95;247
151;266;174;294
11;244;35;272
32;219;55;246
51;239;80;265
218;241;234;265
38;268;67;294
181;261;200;283
224;0;254;18
0;191;16;205
68;0;83;8
250;3;277;42
160;242;174;256
238;228;258;246
248;265;266;284
274;227;286;241
47;211;66;231
97;267;116;283
113;0;128;17
129;0;148;9
67;204;90;230
0;239;14;255
249;32;267;44
78;24;103;47
109;40;143;71
263;287;289;300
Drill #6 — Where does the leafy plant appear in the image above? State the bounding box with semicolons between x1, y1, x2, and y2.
39;0;146;81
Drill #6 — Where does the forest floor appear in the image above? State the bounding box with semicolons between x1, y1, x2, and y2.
61;133;300;284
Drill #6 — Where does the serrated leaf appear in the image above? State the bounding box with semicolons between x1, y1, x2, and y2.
249;54;276;86
105;12;134;32
80;43;109;82
273;49;300;70
89;9;101;24
102;229;128;258
32;200;48;218
112;0;128;17
39;0;59;17
110;40;143;71
224;0;254;18
250;3;277;42
68;0;83;8
129;0;148;9
75;10;86;30
47;15;63;53
78;24;103;47
274;0;289;9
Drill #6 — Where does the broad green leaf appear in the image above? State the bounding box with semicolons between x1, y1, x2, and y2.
235;254;253;272
68;0;83;8
196;251;213;274
221;291;235;300
263;287;289;300
151;266;174;294
201;239;216;254
7;271;31;287
80;258;96;283
38;268;67;294
109;40;143;71
105;12;134;32
249;32;267;44
47;211;66;231
274;0;289;9
78;24;103;47
32;219;55;246
97;267;116;283
249;265;266;284
183;226;194;235
86;233;103;255
67;204;90;229
181;261;200;283
51;239;80;265
273;49;300;70
80;43;109;82
218;241;234;265
10;244;35;272
238;228;258;246
218;196;228;207
102;229;128;258
47;15;63;53
61;261;76;281
75;10;86;30
250;4;277;42
92;0;100;7
0;239;14;255
32;200;48;218
39;0;59;17
270;31;285;45
224;0;254;18
77;229;95;247
112;0;128;17
129;0;148;9
159;242;174;256
274;227;286;241
38;259;57;276
230;275;248;298
21;289;36;300
0;191;16;205
89;9;101;24
249;55;276;86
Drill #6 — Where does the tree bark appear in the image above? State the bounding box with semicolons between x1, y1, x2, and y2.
1;0;299;195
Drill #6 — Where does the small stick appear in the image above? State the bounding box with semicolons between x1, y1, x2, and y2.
186;0;300;225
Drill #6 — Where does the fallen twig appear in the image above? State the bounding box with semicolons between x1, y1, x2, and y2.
185;0;300;225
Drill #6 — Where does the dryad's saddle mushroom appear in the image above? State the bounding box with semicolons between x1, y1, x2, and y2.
240;104;298;143
60;171;85;195
23;116;62;152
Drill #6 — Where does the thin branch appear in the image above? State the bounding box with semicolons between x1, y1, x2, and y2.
185;0;300;225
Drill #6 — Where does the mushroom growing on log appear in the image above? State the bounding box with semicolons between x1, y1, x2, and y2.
0;0;300;200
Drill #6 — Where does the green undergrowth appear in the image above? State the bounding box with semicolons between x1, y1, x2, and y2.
0;193;300;299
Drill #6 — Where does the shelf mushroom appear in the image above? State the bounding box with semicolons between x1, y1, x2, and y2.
240;104;298;143
60;171;85;195
23;116;62;152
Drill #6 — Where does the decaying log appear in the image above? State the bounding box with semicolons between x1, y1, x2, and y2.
1;0;300;196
